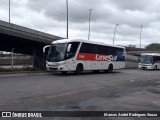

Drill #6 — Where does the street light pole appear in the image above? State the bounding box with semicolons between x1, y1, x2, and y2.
140;25;143;48
9;0;10;23
113;24;119;45
66;0;68;39
11;48;14;70
88;9;92;40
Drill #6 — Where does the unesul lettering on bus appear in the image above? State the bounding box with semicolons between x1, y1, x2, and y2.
77;53;117;61
96;54;117;61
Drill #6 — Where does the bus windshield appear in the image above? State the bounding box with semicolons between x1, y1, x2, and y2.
140;55;153;64
47;43;68;62
47;42;80;62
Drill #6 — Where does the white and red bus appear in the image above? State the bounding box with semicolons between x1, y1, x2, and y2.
138;53;160;70
43;39;125;74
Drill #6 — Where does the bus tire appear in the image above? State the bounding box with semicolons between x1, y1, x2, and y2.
155;65;157;70
75;64;83;75
142;67;146;70
108;64;113;73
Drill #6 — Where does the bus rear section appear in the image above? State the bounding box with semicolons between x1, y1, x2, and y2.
138;53;160;70
76;42;125;72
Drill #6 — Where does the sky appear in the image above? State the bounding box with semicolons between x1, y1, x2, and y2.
0;0;160;47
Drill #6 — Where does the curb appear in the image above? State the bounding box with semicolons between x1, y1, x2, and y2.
0;71;48;75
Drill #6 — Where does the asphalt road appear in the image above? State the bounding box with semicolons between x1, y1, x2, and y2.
0;69;160;119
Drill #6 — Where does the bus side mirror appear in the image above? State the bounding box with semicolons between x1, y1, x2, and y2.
43;45;50;58
67;44;72;53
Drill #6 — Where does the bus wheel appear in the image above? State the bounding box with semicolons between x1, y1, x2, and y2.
108;64;113;73
75;64;83;75
155;65;157;70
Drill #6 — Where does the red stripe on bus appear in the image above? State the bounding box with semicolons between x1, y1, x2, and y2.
76;53;110;61
154;61;160;63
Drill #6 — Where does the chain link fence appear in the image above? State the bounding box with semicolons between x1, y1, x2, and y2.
0;52;33;69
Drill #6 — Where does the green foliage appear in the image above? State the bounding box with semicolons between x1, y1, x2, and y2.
145;43;160;51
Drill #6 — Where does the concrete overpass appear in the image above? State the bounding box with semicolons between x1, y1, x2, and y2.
0;20;63;69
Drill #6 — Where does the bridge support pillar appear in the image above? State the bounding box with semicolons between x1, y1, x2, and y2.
33;50;46;70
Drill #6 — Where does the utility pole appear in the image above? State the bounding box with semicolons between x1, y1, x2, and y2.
9;0;10;23
66;0;68;39
11;48;14;70
113;24;119;45
88;9;92;40
140;25;143;48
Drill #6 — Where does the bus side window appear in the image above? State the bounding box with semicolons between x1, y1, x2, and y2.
79;43;86;53
80;43;97;54
97;45;109;55
153;56;160;62
153;56;156;62
158;56;160;61
110;47;117;56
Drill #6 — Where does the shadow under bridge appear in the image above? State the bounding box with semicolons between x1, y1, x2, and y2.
0;20;63;69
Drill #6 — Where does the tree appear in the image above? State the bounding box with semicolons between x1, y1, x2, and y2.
145;43;160;51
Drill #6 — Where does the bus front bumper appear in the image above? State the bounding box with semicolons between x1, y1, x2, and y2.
46;62;67;71
138;64;153;70
47;65;66;71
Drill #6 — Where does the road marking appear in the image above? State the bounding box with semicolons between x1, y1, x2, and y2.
152;101;160;107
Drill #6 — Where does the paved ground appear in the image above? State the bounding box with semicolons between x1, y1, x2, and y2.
0;69;160;120
0;65;33;69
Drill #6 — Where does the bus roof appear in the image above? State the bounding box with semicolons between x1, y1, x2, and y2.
141;53;160;56
52;39;125;49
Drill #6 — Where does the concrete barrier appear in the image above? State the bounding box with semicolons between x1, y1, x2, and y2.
125;54;138;68
0;58;33;65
